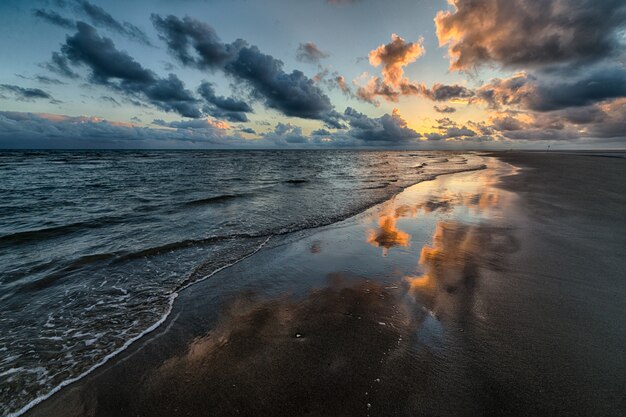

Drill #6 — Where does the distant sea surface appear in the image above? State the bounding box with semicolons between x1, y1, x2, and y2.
0;150;484;415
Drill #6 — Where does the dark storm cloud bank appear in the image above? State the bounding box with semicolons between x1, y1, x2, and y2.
50;22;202;117
489;99;626;141
473;67;626;142
0;108;425;149
436;0;626;71
0;111;240;148
477;67;626;112
151;15;342;127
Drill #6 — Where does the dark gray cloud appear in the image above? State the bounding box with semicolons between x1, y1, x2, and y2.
35;75;66;85
422;117;485;141
262;123;309;145
0;111;238;149
312;128;331;136
435;0;626;71
152;15;338;123
425;83;474;102
55;22;202;117
434;105;456;113
152;15;243;68
62;22;154;83
43;52;79;79
74;0;152;45
296;42;329;63
32;9;75;29
16;74;66;85
227;46;335;120
0;84;56;102
343;107;420;142
488;100;626;141
197;82;252;122
477;67;626;111
99;95;120;106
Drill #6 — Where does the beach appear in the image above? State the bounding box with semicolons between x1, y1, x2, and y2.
14;152;626;417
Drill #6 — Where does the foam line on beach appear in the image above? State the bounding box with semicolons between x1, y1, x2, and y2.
7;236;272;417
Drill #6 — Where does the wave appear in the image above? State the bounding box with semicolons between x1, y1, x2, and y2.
0;215;131;247
183;193;250;206
7;236;272;417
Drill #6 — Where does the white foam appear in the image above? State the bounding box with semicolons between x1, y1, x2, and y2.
7;235;271;417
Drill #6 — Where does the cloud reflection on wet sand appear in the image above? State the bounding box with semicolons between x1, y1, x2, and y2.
136;276;421;417
406;221;518;322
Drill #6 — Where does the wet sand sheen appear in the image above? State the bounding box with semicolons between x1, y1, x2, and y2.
25;154;626;417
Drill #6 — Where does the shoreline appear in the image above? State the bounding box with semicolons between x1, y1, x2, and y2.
7;156;487;417
20;153;626;416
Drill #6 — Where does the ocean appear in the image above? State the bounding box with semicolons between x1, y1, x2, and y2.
0;150;485;416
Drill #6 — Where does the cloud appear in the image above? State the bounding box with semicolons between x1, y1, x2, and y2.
74;0;152;45
197;82;252;122
344;107;420;142
0;111;239;148
55;22;202;117
424;117;479;141
487;99;626;140
32;9;75;29
152;15;338;124
368;34;425;87
16;74;66;85
356;77;474;105
476;67;626;111
335;75;352;96
99;95;120;106
152;118;230;130
434;105;456;113
262;122;309;144
62;22;154;83
424;83;474;102
435;0;626;71
296;42;329;63
352;35;479;105
43;52;79;79
0;84;57;102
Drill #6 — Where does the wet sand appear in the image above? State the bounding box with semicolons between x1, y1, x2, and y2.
24;154;626;417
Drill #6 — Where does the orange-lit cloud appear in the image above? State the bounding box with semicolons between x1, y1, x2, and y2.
368;34;425;88
435;0;626;71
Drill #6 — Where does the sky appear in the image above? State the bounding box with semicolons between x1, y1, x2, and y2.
0;0;625;149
